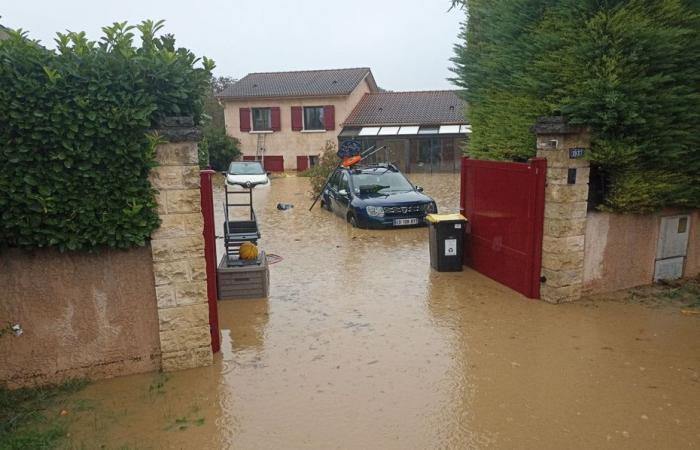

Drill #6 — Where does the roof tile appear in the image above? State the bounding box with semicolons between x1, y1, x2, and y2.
344;91;467;126
217;68;372;99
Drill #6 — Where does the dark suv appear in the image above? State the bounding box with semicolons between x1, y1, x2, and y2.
320;164;437;228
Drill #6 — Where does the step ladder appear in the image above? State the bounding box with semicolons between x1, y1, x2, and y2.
255;133;266;167
223;183;260;266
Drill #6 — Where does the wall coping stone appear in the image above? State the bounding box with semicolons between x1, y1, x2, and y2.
532;116;588;135
154;116;202;142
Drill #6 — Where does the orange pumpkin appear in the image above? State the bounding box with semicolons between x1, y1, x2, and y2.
239;242;259;260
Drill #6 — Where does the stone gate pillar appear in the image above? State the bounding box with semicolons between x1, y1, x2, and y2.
534;117;590;303
149;117;213;370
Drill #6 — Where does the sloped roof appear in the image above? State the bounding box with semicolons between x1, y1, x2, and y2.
217;68;375;99
344;90;467;126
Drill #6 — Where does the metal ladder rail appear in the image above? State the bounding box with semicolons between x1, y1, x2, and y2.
222;183;260;264
256;133;266;166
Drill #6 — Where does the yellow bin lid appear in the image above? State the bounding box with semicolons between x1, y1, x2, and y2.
425;213;467;223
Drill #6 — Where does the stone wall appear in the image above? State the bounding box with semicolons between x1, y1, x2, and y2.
149;120;213;371
0;247;161;388
534;117;590;303
0;117;213;388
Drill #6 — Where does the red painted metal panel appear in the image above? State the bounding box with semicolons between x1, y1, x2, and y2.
271;107;281;131
296;155;309;171
460;157;546;298
291;106;303;131
199;170;220;353
263;155;284;172
239;108;251;132
323;105;335;130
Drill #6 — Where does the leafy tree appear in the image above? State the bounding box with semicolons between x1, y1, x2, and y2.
199;128;241;171
199;76;240;169
451;0;700;212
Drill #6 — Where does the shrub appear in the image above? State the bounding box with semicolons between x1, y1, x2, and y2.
301;141;339;196
0;21;213;250
199;128;241;171
451;0;700;212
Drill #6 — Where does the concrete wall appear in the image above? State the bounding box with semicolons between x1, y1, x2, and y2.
0;247;161;388
222;78;373;170
583;210;700;295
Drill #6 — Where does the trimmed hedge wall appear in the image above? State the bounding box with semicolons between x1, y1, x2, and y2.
451;0;700;212
0;21;213;250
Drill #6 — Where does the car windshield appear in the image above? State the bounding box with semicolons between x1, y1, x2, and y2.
351;170;413;194
228;162;265;175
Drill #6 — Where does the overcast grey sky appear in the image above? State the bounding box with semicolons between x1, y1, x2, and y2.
2;0;464;91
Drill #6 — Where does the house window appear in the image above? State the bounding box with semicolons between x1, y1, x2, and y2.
252;108;271;131
303;106;325;130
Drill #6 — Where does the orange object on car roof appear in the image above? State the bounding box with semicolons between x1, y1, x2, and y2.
341;155;362;167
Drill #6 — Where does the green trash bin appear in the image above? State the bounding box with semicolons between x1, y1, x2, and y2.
426;213;468;272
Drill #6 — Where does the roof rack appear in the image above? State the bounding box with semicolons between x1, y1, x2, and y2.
352;163;399;172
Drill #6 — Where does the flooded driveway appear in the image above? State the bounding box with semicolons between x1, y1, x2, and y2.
65;174;700;449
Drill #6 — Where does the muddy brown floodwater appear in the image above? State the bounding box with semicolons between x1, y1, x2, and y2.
64;174;700;449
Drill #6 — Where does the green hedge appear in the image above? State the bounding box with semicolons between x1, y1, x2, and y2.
451;0;700;212
0;21;213;250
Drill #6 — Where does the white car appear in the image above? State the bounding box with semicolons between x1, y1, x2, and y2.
225;161;270;189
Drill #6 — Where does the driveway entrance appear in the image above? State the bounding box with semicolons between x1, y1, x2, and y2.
61;174;700;450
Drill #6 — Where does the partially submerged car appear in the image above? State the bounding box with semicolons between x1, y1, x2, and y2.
225;161;270;189
320;163;437;228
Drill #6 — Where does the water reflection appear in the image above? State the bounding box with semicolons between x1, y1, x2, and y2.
219;299;269;354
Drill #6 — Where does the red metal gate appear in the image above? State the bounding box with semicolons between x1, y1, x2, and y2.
200;169;220;353
460;157;546;298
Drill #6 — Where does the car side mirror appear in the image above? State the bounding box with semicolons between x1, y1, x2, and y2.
415;185;424;192
221;171;227;176
338;189;348;197
266;171;271;176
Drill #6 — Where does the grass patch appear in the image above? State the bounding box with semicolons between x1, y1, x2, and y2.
0;379;88;450
147;373;169;396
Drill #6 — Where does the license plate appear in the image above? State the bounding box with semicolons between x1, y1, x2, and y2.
393;218;419;226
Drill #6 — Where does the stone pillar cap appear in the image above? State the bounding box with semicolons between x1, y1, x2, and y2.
153;116;202;142
532;116;588;135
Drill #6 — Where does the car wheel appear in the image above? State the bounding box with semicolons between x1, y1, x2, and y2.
348;213;358;228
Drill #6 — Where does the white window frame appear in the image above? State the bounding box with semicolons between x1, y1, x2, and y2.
251;107;272;132
302;106;326;132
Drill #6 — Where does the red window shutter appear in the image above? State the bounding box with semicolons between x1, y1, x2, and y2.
323;105;335;130
239;108;251;132
271;107;281;131
291;106;303;131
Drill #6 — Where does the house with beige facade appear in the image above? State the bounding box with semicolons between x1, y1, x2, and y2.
217;68;378;171
217;67;470;172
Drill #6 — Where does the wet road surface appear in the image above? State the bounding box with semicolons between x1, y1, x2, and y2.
65;174;700;449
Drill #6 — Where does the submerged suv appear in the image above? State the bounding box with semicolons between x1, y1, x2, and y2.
320;164;437;228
